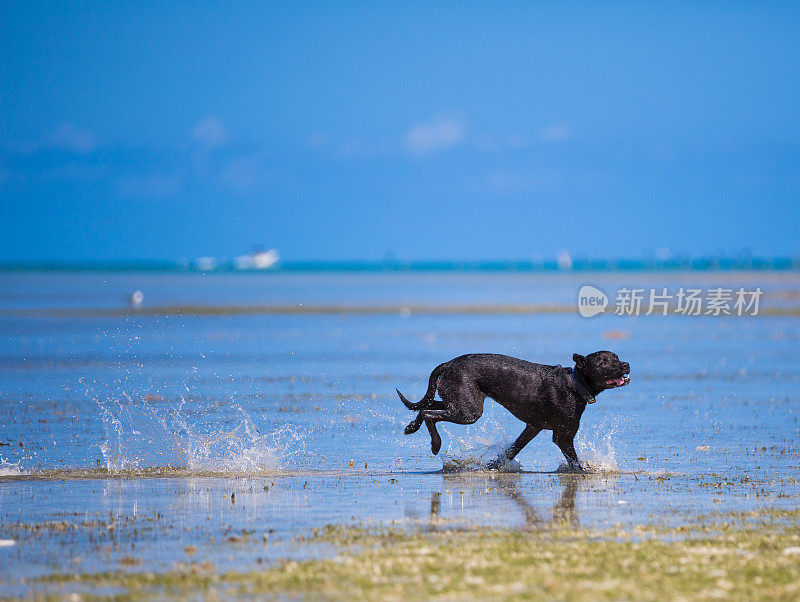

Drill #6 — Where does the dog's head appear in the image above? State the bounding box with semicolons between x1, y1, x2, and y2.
573;350;630;393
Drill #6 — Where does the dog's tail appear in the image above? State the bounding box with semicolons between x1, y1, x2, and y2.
396;364;444;411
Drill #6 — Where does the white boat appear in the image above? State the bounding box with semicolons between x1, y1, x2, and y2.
252;248;279;269
234;248;280;270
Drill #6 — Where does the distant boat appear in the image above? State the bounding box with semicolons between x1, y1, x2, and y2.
234;248;280;270
252;248;280;269
557;250;573;271
194;257;218;271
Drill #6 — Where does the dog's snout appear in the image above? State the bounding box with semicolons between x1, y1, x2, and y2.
621;362;630;372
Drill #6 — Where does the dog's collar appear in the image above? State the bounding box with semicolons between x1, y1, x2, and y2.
569;368;596;404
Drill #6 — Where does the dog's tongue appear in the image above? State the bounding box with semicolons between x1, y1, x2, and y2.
607;377;625;386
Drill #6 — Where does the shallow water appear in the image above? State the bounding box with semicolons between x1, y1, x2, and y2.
0;270;799;593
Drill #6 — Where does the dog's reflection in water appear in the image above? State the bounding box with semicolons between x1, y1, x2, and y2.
498;475;579;530
430;490;442;519
424;474;582;532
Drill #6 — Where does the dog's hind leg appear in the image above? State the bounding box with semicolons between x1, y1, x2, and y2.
410;379;485;455
405;398;447;435
416;408;483;455
488;424;542;468
404;413;424;434
425;420;442;454
505;425;542;461
405;417;443;454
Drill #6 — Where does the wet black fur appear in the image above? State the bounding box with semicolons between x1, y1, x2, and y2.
397;351;630;470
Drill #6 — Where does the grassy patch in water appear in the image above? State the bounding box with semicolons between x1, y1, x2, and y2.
40;509;800;600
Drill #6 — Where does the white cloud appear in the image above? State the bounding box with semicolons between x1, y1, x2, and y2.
218;155;268;192
403;115;466;156
539;123;572;144
192;115;227;147
49;123;96;153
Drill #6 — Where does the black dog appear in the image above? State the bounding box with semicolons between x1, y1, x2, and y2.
397;351;630;470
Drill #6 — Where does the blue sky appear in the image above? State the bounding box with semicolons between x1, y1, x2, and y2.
2;2;799;261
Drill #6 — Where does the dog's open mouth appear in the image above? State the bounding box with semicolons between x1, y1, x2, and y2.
606;374;630;387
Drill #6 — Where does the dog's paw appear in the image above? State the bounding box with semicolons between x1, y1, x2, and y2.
486;455;506;470
556;460;589;474
404;421;421;435
430;436;442;455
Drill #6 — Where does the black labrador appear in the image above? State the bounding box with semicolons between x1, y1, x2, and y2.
397;351;630;470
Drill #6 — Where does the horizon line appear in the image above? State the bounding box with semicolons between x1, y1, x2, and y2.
1;255;799;273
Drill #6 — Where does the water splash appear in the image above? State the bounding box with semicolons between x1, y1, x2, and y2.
573;421;620;473
0;457;24;477
440;416;522;472
97;394;305;474
441;444;523;473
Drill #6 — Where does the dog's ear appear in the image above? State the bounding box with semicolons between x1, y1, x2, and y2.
573;353;585;367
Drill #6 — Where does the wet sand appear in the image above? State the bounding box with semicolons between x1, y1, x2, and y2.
2;469;799;598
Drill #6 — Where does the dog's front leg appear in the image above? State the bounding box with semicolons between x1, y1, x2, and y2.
553;431;584;472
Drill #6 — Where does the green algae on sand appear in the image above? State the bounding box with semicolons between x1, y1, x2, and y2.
40;509;800;600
